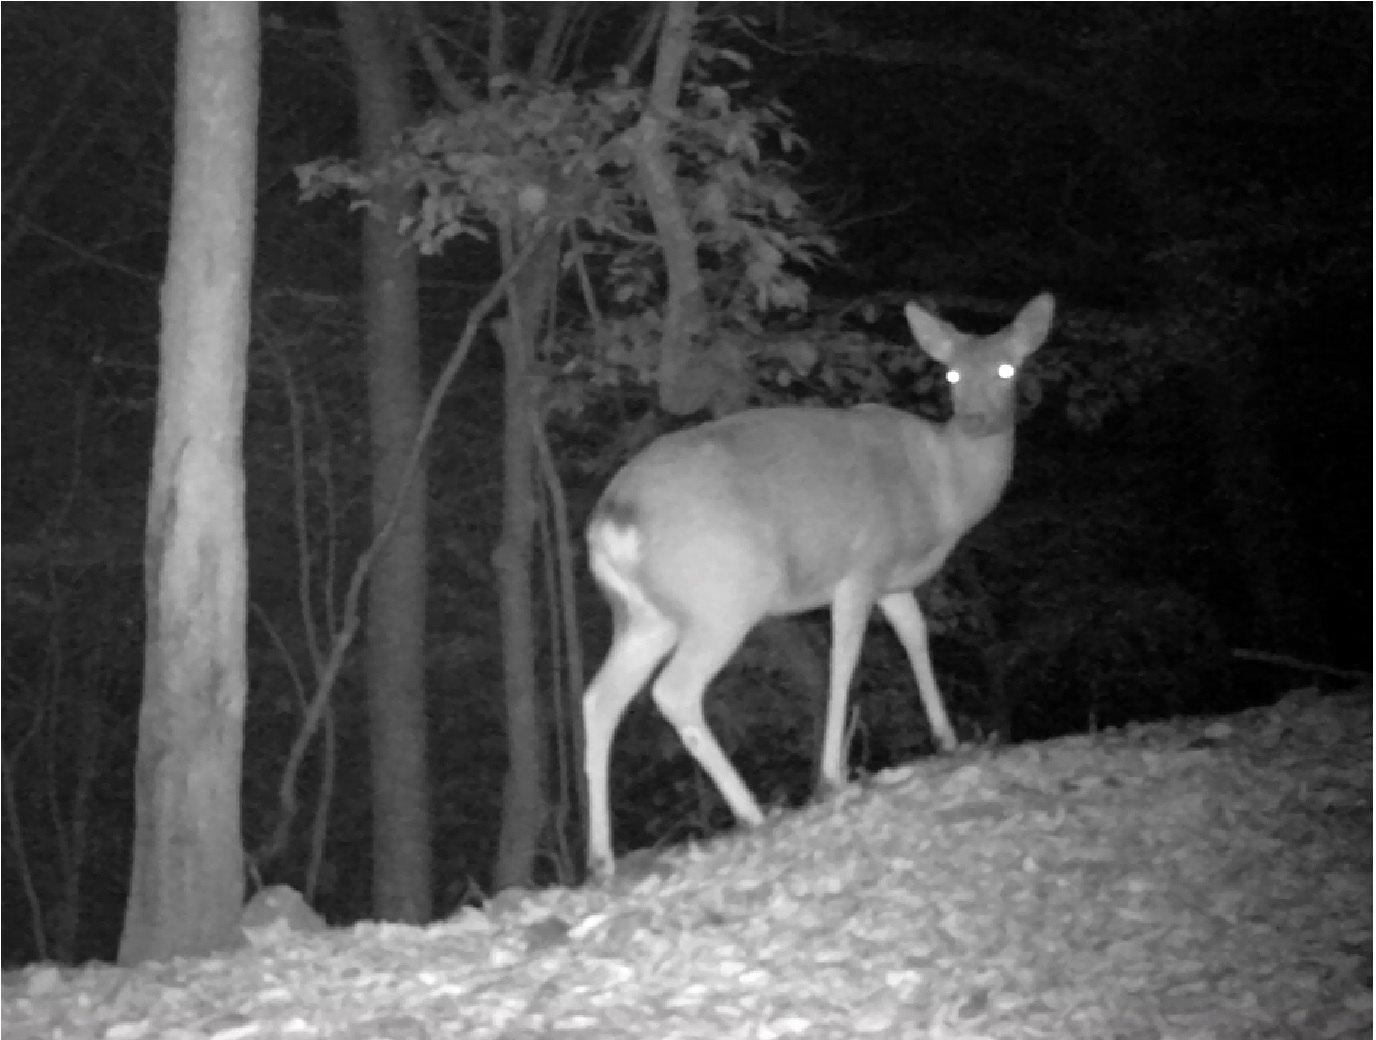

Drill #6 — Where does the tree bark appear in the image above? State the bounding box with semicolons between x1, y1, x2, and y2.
490;235;559;891
119;2;258;965
55;681;105;962
339;1;432;924
629;1;713;415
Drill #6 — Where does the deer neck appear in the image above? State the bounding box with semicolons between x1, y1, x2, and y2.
927;412;1018;529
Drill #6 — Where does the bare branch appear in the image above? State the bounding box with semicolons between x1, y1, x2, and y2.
488;0;506;82
647;2;694;112
404;2;477;110
4;213;159;285
3;9;116;211
623;7;664;78
529;2;571;81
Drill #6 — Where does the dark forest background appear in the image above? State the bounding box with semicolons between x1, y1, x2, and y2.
2;3;1370;966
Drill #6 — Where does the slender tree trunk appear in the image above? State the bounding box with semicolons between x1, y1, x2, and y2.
55;684;104;961
119;3;258;965
490;236;558;891
629;1;711;415
491;315;543;890
339;1;432;924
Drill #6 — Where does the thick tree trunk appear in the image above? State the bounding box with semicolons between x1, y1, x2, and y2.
119;3;258;965
339;2;432;924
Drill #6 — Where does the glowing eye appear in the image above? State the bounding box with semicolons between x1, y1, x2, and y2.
946;370;960;385
998;364;1015;379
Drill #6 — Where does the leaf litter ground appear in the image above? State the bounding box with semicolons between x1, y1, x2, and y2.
4;686;1370;1039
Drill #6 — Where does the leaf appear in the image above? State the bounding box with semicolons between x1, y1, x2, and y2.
769;186;801;219
697;183;730;227
779;341;819;376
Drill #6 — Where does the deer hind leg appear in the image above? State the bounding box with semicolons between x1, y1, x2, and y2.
583;601;678;877
650;615;767;830
878;590;958;752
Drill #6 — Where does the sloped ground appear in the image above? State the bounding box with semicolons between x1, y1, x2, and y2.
4;687;1370;1039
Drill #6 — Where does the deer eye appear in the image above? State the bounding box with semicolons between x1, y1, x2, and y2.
997;363;1015;379
946;370;960;385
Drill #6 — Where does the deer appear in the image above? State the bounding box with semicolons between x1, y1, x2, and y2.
581;294;1055;877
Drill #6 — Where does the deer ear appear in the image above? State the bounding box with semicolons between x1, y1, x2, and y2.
905;302;959;364
1010;294;1056;357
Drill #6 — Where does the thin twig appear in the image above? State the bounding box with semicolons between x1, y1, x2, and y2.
1231;649;1370;682
256;231;551;866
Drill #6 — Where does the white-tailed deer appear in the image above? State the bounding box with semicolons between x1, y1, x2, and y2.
582;294;1055;877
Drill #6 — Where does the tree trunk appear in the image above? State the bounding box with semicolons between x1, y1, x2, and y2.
492;308;544;885
491;319;543;891
491;235;559;891
119;3;258;965
55;682;105;962
629;1;713;415
339;1;432;924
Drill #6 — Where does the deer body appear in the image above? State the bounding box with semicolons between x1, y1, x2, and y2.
582;295;1055;877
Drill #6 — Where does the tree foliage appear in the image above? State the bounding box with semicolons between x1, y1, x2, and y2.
300;55;834;404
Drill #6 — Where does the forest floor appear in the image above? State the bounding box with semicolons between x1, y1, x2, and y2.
3;686;1370;1040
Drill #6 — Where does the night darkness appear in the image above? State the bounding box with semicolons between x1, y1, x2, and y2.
1;3;1370;976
